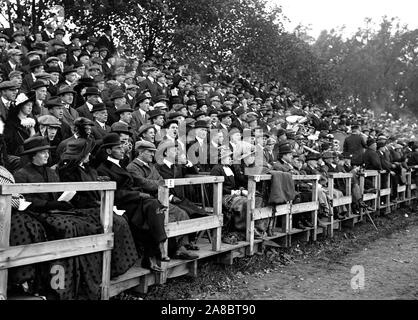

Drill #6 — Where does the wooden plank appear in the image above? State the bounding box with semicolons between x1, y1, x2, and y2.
363;193;377;201
247;173;321;182
380;189;391;196
165;215;223;238
0;234;114;269
110;260;149;284
246;180;256;255
160;176;224;187
0;195;11;300
359;170;379;177
248;174;272;182
252;204;290;220
158;185;170;268
292;175;320;181
329;173;353;179
332;196;352;207
0;182;116;195
100;190;114;300
291;202;318;214
212;182;222;252
311;178;319;241
167;263;193;279
397;185;406;192
110;277;142;297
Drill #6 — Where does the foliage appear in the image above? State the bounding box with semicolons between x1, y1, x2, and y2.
313;17;418;114
2;1;418;114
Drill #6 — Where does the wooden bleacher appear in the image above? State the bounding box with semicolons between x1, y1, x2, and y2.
1;169;416;299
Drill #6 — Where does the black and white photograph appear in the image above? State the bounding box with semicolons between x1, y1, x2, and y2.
0;0;417;309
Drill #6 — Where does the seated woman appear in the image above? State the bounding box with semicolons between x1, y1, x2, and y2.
14;136;104;300
57;138;139;277
0;120;48;299
4;92;37;156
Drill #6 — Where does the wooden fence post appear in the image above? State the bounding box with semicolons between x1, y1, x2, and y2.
0;195;11;300
100;190;114;300
157;184;170;284
327;177;334;237
311;179;318;241
212;182;222;252
246;178;257;256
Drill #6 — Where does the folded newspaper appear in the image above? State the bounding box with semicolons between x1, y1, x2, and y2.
58;191;76;202
18;199;32;211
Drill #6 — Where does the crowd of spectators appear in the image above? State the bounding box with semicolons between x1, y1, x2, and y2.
1;19;418;299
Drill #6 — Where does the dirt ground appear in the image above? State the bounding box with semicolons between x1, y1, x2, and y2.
118;206;418;300
201;223;418;300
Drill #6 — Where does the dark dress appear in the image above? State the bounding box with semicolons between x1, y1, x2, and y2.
58;162;138;277
4;116;34;156
1;165;48;295
14;162;103;300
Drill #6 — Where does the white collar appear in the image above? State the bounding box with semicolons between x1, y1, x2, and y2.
163;158;174;168
86;101;93;111
148;76;154;82
196;136;204;145
136;158;149;167
1;96;10;106
96;120;106;128
107;156;121;167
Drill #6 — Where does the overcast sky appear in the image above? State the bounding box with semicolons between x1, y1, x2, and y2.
271;0;418;39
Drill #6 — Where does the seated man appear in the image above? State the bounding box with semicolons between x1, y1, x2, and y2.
303;153;332;221
126;140;198;259
156;141;207;216
321;151;348;219
96;133;169;271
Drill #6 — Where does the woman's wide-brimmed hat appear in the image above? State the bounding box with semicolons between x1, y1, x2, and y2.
61;138;96;161
19;136;55;156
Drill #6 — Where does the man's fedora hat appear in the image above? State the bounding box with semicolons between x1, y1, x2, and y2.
110;89;125;100
114;105;134;115
91;103;107;113
101;133;122;149
111;122;133;136
83;86;100;97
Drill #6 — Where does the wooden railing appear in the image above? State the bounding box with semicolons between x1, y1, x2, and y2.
246;174;320;255
157;176;224;281
0;182;116;300
359;170;379;218
325;172;354;237
378;170;391;214
2;168;416;299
